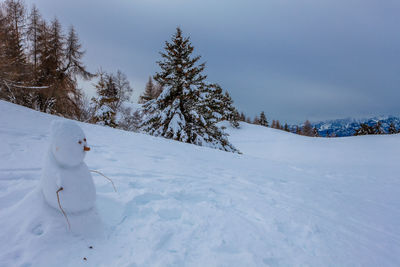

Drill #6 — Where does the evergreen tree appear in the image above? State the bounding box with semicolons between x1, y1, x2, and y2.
221;91;239;128
259;111;268;127
239;112;246;121
140;28;237;152
388;122;398;134
313;127;320;137
92;72;118;128
272;120;276;128
284;123;289;132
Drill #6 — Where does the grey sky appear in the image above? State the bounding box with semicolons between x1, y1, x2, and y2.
25;0;400;123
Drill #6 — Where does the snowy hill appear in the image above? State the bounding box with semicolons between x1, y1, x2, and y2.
297;116;400;137
0;100;399;266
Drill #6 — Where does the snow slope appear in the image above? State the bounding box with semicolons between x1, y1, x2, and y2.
0;100;399;266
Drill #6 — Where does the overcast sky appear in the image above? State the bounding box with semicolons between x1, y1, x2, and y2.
25;0;400;123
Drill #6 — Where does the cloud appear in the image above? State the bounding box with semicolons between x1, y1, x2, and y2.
26;0;400;123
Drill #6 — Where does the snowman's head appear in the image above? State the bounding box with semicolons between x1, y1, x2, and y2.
50;120;90;167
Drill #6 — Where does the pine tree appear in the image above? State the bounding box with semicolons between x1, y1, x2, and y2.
140;28;237;152
259;111;268;127
313;127;320;137
221;91;239;128
272;120;276;128
284;123;289;132
239;112;246;121
92;71;118;128
388;122;398;134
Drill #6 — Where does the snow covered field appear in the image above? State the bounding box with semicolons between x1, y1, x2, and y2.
0;100;399;267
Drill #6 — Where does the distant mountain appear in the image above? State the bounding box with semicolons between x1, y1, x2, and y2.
293;116;400;137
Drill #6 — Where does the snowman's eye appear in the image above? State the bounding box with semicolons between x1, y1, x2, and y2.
84;138;87;142
78;141;82;144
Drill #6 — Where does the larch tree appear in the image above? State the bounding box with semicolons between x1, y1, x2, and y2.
63;26;93;80
302;120;313;136
140;27;237;152
27;5;41;78
139;76;155;103
152;82;163;99
276;120;281;130
1;0;41;107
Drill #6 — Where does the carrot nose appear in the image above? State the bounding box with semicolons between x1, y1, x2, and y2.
84;146;90;152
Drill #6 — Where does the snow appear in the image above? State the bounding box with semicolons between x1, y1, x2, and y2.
0;100;400;266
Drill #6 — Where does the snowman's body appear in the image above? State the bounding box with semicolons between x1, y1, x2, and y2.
41;121;96;213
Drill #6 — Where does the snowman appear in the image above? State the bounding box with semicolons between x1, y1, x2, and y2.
41;120;96;216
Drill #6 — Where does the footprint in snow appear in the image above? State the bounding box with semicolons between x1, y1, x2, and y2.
31;224;44;236
157;208;182;221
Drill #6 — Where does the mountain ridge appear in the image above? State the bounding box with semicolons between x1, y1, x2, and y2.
292;115;400;136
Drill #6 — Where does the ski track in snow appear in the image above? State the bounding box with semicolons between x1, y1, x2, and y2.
0;100;399;266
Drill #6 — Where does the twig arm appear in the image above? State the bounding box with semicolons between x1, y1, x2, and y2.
56;187;71;229
90;170;117;192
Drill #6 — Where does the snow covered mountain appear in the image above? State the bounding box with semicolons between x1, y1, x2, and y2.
305;116;400;136
0;100;399;266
